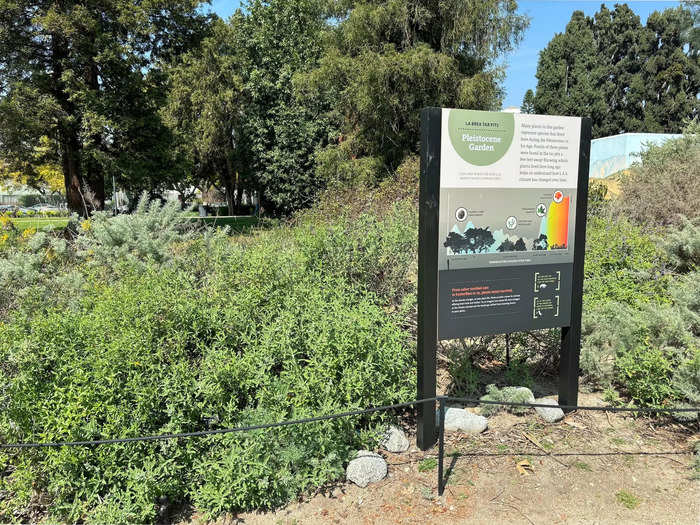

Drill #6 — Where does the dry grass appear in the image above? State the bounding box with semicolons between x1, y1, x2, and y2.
612;145;700;229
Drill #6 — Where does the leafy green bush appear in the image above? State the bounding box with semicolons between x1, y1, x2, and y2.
75;193;194;268
586;180;610;219
662;216;700;272
583;216;671;309
672;351;700;405
447;350;480;398
669;272;700;337
293;200;417;304
581;299;697;390
503;359;534;389
615;343;676;406
580;215;699;402
0;194;417;522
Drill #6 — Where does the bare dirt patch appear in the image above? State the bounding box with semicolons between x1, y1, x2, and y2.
181;393;699;525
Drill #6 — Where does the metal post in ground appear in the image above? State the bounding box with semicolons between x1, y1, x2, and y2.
417;107;441;451
437;396;446;496
559;117;592;411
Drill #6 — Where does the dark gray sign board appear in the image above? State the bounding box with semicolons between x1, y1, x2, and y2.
417;107;592;450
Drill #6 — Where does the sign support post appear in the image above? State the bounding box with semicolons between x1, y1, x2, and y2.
417;107;441;450
558;118;592;410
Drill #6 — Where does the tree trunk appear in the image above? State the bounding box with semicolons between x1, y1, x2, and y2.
223;158;236;216
62;132;85;215
52;32;89;216
223;178;235;216
82;49;105;211
234;178;243;215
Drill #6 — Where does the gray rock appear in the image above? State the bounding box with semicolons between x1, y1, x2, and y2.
534;398;565;423
380;425;409;453
436;407;488;434
346;450;387;488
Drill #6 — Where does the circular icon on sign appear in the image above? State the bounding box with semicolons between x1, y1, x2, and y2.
536;203;547;217
506;216;518;230
553;190;564;203
455;207;468;222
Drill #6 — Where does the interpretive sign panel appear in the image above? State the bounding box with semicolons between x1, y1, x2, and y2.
438;109;582;338
416;107;592;450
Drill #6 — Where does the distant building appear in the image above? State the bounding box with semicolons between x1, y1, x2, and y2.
589;132;681;179
0;181;36;205
502;106;521;114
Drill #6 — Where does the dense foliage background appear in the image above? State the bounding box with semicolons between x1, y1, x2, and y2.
0;0;528;215
2;1;697;213
1;124;698;523
0;193;418;522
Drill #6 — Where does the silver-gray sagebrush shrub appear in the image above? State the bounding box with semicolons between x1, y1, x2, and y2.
75;193;194;268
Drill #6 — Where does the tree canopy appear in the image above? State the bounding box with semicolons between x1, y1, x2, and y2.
1;0;530;216
521;89;535;113
296;0;529;187
163;0;529;214
533;3;699;138
0;0;210;214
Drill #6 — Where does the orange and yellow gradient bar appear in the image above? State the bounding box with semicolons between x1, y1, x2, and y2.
546;196;569;248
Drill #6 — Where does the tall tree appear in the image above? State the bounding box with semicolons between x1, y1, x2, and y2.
164;0;335;215
521;89;536;113
593;4;647;135
534;3;698;138
296;0;529;186
0;1;209;215
641;6;700;132
237;0;337;214
534;10;606;135
163;19;246;215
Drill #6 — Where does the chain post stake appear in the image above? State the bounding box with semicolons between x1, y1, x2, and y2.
437;396;446;496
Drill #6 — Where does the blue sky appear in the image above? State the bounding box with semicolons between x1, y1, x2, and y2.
207;0;682;109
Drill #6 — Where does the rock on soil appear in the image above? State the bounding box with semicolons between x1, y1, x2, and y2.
346;451;387;488
437;407;488;434
380;425;409;453
534;398;565;423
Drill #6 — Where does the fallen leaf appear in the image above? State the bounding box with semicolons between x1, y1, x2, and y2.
516;459;534;475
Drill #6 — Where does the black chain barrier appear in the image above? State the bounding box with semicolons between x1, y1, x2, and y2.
1;396;696;496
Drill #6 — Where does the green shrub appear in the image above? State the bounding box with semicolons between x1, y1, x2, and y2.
672;350;700;405
583;216;671;309
587;180;610;219
615;343;676;406
670;272;700;337
0;195;417;522
503;359;533;389
506;329;561;371
662;217;700;272
581;299;697;390
479;384;533;416
293;199;417;304
579;215;700;401
447;351;480;398
75;193;194;268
